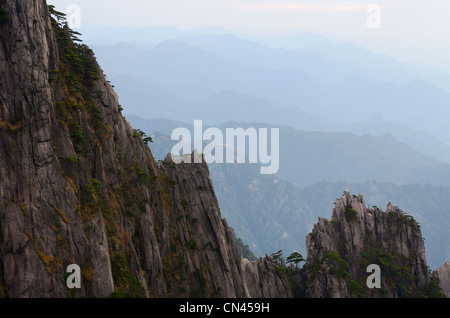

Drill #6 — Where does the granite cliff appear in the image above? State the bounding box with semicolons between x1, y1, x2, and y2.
434;262;450;297
301;192;444;298
0;0;292;298
0;1;446;299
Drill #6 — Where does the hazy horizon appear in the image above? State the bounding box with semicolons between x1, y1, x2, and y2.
2;0;450;300
47;0;450;73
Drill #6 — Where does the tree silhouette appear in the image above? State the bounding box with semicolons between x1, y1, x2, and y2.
271;250;283;265
286;252;305;268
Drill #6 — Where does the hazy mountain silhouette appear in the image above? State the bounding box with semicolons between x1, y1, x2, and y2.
128;116;450;188
177;33;367;86
110;74;196;119
245;32;335;50
81;24;237;46
331;116;450;164
95;38;450;141
139;123;450;269
303;40;438;84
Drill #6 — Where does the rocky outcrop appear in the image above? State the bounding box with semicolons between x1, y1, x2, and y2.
241;256;293;298
0;0;293;298
302;192;443;298
0;1;445;299
434;262;450;297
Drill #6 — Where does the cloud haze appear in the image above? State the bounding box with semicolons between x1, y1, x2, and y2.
237;4;370;11
47;0;450;71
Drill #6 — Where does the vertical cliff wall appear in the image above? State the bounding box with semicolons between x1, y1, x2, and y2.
0;0;294;298
302;192;443;298
0;0;444;299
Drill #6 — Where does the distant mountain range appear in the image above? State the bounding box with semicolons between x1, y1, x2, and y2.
83;25;450;271
141;130;449;270
130;116;450;269
120;81;450;164
176;33;440;86
91;33;450;142
177;34;368;86
128;117;450;187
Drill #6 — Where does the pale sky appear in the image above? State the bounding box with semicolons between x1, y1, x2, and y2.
47;0;450;71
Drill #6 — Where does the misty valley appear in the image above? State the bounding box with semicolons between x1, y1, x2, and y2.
0;0;449;303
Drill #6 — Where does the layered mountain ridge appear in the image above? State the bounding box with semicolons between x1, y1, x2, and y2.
0;1;445;298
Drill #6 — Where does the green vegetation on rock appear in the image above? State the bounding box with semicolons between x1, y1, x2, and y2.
344;205;359;222
109;253;146;298
0;7;8;23
235;236;257;261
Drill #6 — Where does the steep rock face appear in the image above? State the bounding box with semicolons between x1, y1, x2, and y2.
2;1;443;300
241;256;293;298
434;262;450;297
0;0;293;298
303;192;438;298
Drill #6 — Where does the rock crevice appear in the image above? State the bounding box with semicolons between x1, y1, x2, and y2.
0;0;292;298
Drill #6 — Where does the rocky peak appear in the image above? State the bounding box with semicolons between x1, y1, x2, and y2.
0;1;446;299
434;261;450;297
303;192;442;298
